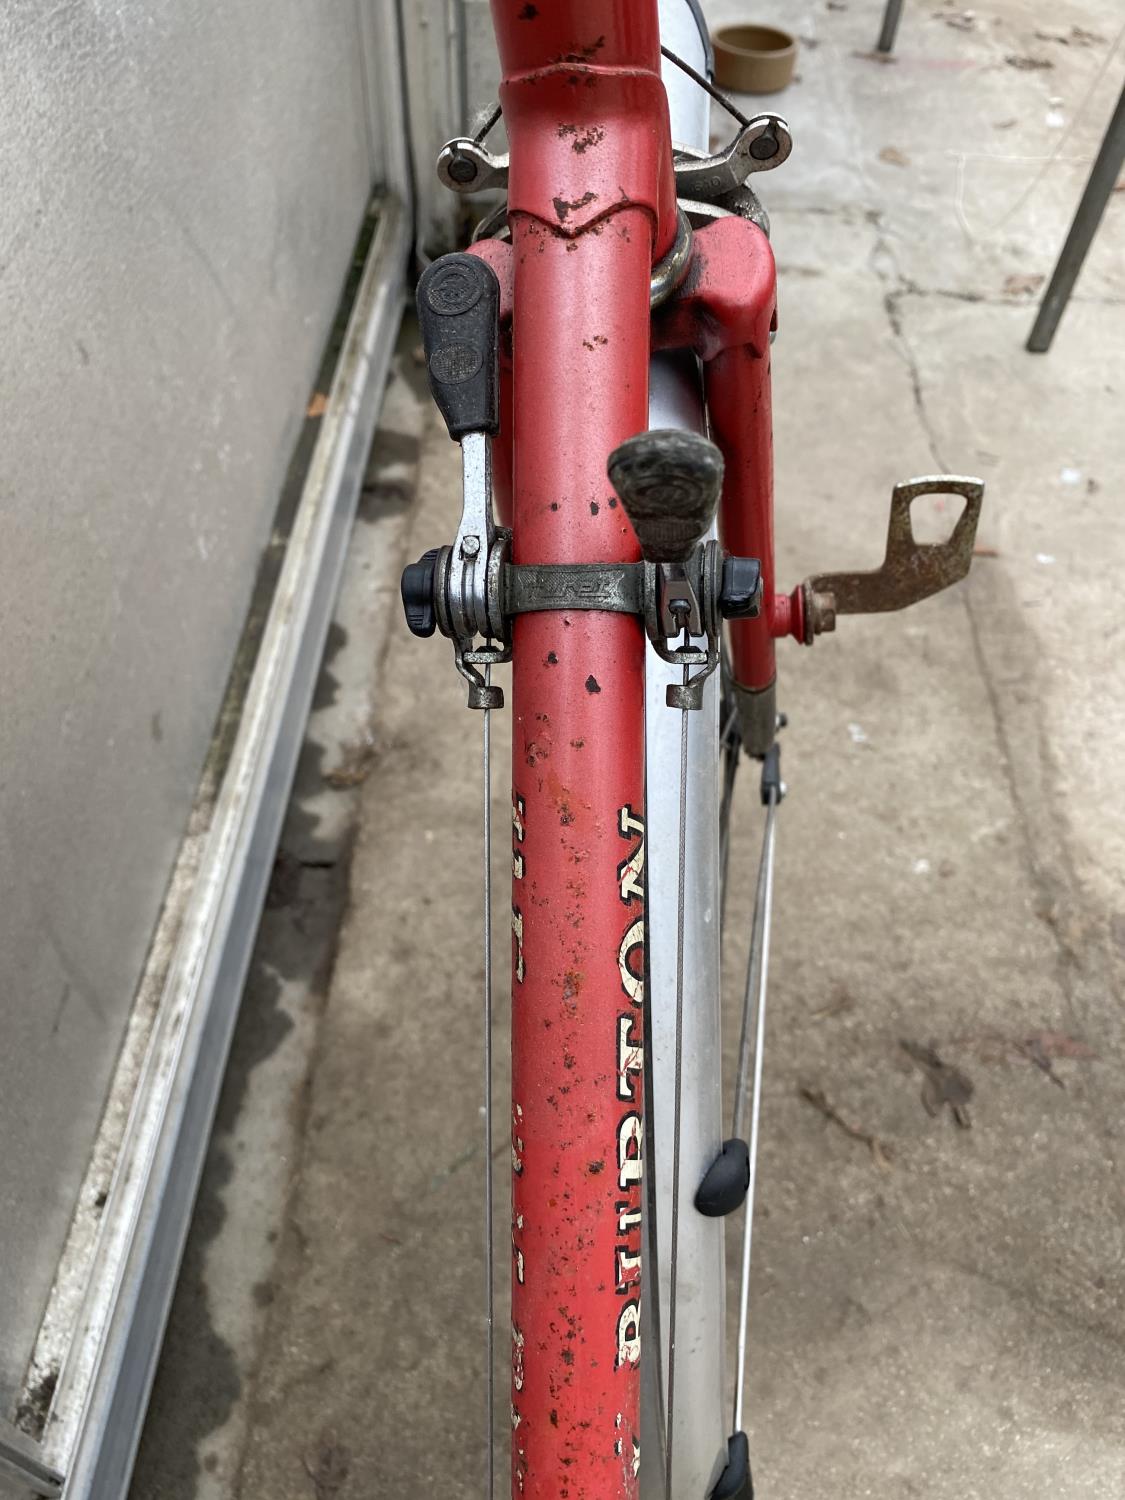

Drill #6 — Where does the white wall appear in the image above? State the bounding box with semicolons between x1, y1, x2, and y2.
0;0;378;1415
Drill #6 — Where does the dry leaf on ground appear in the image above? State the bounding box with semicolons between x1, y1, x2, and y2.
1003;273;1045;296
304;1432;351;1500
800;1086;893;1170
1005;54;1053;71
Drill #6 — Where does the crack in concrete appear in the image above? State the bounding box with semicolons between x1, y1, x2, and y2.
775;202;1125;309
866;211;951;472
864;212;1123;1200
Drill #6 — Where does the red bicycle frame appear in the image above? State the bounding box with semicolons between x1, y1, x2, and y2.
477;4;778;1496
406;11;988;1494
490;4;673;1495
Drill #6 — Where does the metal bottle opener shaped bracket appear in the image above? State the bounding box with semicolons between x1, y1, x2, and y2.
802;475;985;638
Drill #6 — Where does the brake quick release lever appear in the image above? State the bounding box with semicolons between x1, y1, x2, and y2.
403;250;507;1500
401;253;510;707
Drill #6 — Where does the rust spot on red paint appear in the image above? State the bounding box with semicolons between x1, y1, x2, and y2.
570;737;585;748
585;675;601;694
550;1408;558;1426
608;496;618;508
518;1;537;15
587;1159;605;1174
546;651;558;665
572;125;605;154
589;501;599;515
552;190;598;223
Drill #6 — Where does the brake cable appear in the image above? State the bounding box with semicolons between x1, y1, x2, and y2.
663;611;693;1500
730;747;784;1434
659;44;751;127
482;663;496;1500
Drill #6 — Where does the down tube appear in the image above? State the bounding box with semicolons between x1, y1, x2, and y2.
508;214;651;1500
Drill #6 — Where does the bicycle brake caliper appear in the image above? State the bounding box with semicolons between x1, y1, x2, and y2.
402;332;764;712
606;428;760;710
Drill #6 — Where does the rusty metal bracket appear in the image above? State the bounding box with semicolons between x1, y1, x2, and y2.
802;475;985;639
502;550;712;634
500;552;728;711
503;561;644;617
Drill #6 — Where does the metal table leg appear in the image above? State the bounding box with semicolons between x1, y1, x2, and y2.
1028;79;1125;353
877;0;905;54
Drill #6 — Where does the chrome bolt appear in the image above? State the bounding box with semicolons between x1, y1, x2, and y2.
448;154;477;185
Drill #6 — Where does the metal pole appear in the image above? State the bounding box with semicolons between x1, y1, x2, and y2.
876;0;905;55
1028;79;1125;354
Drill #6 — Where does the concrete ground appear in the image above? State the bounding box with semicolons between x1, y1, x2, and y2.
132;2;1125;1497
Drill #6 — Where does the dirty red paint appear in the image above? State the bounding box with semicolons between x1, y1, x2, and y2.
491;1;672;1495
708;341;777;697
